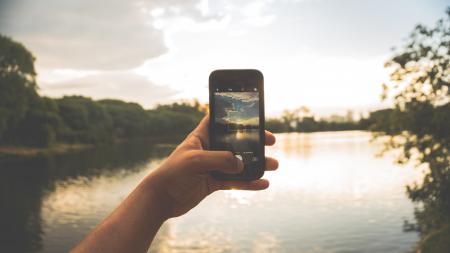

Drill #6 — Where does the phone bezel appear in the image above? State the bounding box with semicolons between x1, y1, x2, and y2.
208;69;265;181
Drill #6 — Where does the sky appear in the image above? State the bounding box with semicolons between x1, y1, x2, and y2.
215;92;259;125
0;0;448;117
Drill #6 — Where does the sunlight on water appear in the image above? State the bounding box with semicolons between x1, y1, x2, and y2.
268;132;423;196
224;190;255;206
235;130;245;140
29;132;422;253
149;132;422;253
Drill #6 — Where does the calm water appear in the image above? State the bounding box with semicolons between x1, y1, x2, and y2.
0;132;421;253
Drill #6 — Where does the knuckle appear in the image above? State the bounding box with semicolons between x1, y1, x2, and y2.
186;150;203;165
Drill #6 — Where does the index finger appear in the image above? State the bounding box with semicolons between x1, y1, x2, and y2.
265;130;276;146
189;115;210;148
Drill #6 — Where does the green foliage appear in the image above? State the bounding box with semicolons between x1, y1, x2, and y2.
147;101;204;136
55;96;114;144
13;97;61;147
0;73;38;137
379;7;450;249
364;109;401;134
99;99;204;139
267;109;363;133
266;118;289;133
383;9;449;107
0;34;36;79
0;35;58;147
99;99;148;139
0;35;38;135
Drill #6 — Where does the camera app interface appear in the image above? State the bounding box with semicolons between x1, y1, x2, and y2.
214;87;260;168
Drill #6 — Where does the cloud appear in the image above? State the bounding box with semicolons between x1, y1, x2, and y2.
216;92;259;103
0;0;211;70
0;0;278;72
240;1;276;27
40;71;178;108
215;92;259;124
215;94;234;121
1;0;277;106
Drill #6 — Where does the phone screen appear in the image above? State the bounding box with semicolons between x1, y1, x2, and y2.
213;87;261;167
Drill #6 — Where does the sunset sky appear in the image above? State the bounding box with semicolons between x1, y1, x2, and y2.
0;0;448;116
215;92;259;125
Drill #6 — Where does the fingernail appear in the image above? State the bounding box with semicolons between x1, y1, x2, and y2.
235;154;244;171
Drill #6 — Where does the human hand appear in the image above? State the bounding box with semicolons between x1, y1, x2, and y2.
143;115;278;219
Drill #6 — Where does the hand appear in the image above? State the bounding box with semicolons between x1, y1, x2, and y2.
71;116;278;253
144;115;278;218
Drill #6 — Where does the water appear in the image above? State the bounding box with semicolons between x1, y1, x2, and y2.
0;131;421;253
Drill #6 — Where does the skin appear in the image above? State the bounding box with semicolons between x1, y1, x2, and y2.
71;116;278;253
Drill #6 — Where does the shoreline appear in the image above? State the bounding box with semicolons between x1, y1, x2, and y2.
0;130;371;158
0;135;185;159
0;143;95;158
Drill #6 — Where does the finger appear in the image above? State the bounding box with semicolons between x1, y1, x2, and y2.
265;131;276;146
265;157;279;171
188;150;243;174
211;179;270;191
189;115;210;148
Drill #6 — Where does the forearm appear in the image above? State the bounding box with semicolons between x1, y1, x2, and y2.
71;175;167;253
71;117;277;252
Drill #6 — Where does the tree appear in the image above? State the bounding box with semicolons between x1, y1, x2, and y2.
381;7;450;251
13;97;61;147
56;96;113;144
0;35;36;79
266;118;288;133
281;109;298;132
0;35;39;141
146;102;205;137
99;99;148;139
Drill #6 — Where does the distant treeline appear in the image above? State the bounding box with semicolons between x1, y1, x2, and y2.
266;116;363;133
1;34;393;148
265;105;387;133
264;108;425;134
0;35;205;148
0;91;205;148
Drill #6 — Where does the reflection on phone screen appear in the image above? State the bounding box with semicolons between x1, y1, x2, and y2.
214;87;260;167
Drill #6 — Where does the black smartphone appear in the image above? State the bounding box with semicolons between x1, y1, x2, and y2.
209;69;265;180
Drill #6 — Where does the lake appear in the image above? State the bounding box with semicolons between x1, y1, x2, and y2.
0;131;421;253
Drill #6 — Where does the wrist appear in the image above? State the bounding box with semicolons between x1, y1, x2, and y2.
140;171;172;222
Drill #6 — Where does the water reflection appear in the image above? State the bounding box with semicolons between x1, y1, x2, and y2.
271;131;422;195
0;141;172;253
0;159;45;253
164;132;421;252
0;132;423;253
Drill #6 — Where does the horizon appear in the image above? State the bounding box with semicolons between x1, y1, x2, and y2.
0;0;448;117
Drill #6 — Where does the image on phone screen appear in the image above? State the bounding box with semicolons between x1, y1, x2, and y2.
214;88;260;166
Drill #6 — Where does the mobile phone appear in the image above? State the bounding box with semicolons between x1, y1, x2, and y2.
209;69;265;180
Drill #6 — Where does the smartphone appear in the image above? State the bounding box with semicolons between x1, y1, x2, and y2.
209;69;265;180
